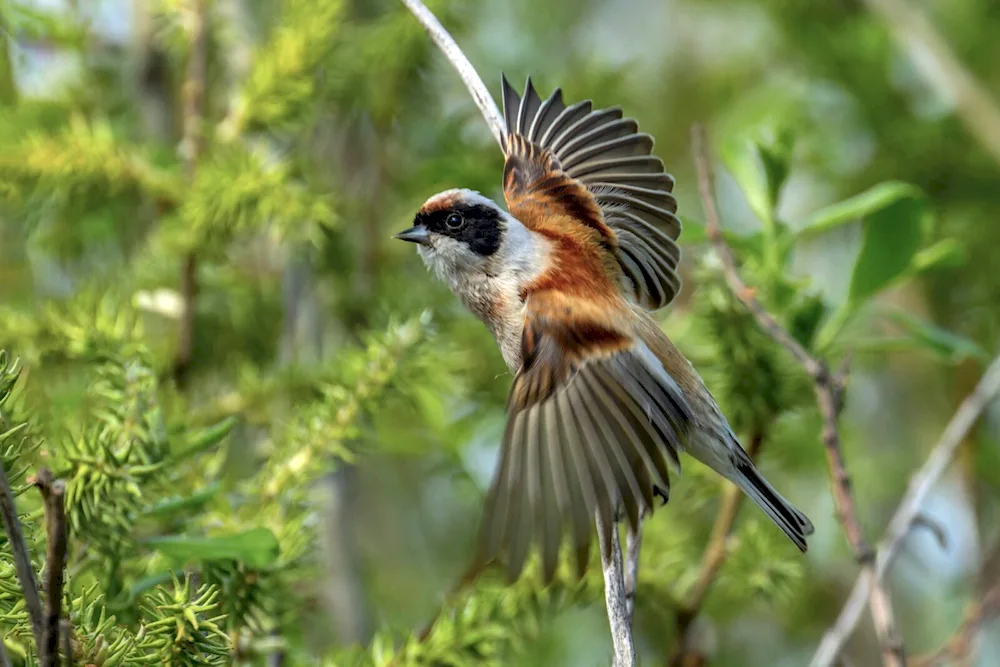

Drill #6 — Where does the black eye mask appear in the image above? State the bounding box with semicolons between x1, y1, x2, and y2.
414;203;504;257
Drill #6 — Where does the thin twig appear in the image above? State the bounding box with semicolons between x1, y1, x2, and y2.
812;353;1000;667
33;469;67;667
597;511;635;667
0;457;43;647
624;519;641;625
173;0;208;387
691;124;906;667
398;0;506;148
862;0;1000;167
670;432;764;664
911;577;1000;667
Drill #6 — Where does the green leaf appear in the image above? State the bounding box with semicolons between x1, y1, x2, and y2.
847;192;927;303
911;239;967;272
142;527;280;568
797;181;923;238
718;138;775;228
883;311;987;363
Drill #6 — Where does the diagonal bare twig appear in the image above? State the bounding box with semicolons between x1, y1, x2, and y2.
691;124;906;667
398;0;505;148
812;353;1000;667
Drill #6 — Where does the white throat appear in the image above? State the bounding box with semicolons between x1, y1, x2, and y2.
418;210;550;372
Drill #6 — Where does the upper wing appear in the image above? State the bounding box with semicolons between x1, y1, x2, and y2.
475;292;694;584
500;75;683;310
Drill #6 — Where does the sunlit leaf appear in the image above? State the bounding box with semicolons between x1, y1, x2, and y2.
848;193;927;302
718;137;773;227
911;239;967;272
796;181;923;238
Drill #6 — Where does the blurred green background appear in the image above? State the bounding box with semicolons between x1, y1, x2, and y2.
1;0;999;665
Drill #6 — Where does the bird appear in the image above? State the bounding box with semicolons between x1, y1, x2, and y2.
394;75;814;585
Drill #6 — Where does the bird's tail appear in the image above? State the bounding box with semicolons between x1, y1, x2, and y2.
728;448;815;552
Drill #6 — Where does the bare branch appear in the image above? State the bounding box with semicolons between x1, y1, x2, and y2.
33;469;67;667
862;0;1000;167
691;124;906;667
624;519;641;625
813;353;1000;667
597;511;636;667
398;0;505;149
0;455;43;647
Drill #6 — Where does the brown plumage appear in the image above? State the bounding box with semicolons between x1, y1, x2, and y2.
396;75;814;585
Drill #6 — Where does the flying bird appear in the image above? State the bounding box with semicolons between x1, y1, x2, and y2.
394;75;814;584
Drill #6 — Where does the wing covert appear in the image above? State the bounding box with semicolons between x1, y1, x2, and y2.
500;74;683;309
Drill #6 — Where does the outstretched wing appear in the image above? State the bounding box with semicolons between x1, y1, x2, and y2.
474;292;694;584
500;75;683;310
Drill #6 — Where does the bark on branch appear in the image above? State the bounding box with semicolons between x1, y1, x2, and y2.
812;353;1000;667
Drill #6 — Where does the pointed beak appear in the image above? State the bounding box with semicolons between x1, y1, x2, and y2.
393;225;431;246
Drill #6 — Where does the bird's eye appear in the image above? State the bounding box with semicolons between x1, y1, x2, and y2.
445;212;464;229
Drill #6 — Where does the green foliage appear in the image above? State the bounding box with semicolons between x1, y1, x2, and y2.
358;560;602;667
166;144;336;253
228;0;347;134
0;113;180;208
1;0;996;665
138;573;231;665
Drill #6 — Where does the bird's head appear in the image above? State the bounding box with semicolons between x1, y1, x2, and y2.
394;188;513;284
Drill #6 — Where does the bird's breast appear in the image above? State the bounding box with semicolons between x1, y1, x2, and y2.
454;274;525;374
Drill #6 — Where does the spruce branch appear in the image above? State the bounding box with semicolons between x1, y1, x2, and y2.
174;0;209;387
691;124;906;667
670;430;764;665
812;353;1000;667
32;468;67;667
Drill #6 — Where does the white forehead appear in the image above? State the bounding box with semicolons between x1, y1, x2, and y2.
423;188;499;211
